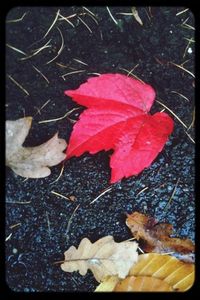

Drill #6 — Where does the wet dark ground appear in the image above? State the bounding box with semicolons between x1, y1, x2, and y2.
5;6;195;292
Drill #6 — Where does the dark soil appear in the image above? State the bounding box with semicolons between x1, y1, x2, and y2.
5;6;195;292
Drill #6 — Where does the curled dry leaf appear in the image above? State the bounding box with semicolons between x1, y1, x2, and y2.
6;117;67;178
61;236;138;282
126;212;194;261
95;253;194;292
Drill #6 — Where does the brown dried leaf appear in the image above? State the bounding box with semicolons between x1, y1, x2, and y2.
95;253;194;292
126;212;194;258
6;117;67;178
61;236;138;282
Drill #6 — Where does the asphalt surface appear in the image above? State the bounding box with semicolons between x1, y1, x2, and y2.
5;6;195;292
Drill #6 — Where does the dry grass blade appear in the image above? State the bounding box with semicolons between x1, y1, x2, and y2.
32;65;50;83
6;12;28;23
43;9;60;38
6;44;27;56
82;6;96;17
106;6;118;25
131;7;143;25
51;191;70;201
46;27;65;64
7;75;29;96
156;99;188;129
170;62;195;78
38;108;80;124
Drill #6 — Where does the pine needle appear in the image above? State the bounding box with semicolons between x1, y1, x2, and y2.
6;44;27;56
176;8;189;16
32;65;50;83
77;16;92;33
171;91;189;102
90;187;112;204
106;7;118;25
6;12;28;23
7;75;29;96
38;108;80;124
43;9;60;38
170;62;195;78
156;99;188;129
46;27;65;64
61;70;86;80
51;191;70;201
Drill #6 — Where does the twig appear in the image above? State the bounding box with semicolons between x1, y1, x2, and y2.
50;163;65;185
156;99;188;129
6;12;28;23
6;44;27;56
7;75;29;96
170;62;195;78
61;69;86;80
77;16;92;33
106;7;118;25
43;9;60;38
38;107;80;124
164;178;180;210
90;187;112;204
32;65;50;84
51;191;70;201
46;27;65;64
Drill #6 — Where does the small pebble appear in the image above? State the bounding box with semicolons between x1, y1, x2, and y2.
12;248;18;254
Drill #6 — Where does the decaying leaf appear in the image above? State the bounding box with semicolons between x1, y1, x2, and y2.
131;7;143;26
61;236;138;282
95;253;194;292
6;116;67;178
126;212;194;259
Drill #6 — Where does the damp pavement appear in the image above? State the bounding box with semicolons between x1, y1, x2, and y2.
5;6;195;292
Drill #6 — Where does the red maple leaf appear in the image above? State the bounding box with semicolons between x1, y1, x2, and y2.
65;74;174;183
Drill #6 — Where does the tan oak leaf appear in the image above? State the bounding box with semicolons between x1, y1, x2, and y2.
61;236;138;282
6;116;67;178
